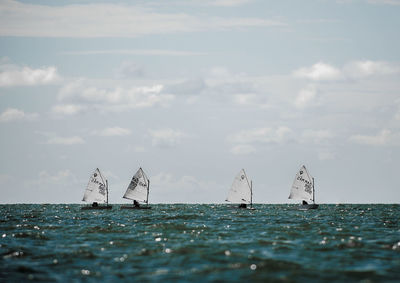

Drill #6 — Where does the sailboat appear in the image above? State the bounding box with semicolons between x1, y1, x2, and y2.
120;167;151;209
81;168;112;210
289;165;319;209
225;169;254;209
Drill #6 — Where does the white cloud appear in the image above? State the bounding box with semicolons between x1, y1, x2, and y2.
166;78;206;96
317;150;336;160
0;174;12;185
367;0;400;5
63;49;206;56
82;85;173;108
149;128;187;147
230;126;294;144
302;129;335;144
295;85;317;108
52;104;86;115
230;144;256;155
37;170;73;184
206;0;253;6
57;78;85;101
349;129;400;146
25;169;79;188
46;136;85;145
58;81;175;112
133;146;146;153
294;60;399;83
208;66;235;80
343;60;399;79
125;144;147;153
150;172;224;203
0;0;285;38
293;62;342;81
395;101;400;121
396;111;400;121
151;173;196;190
228;126;295;154
233;93;270;109
114;61;145;79
0;108;38;122
94;127;131;137
0;63;60;87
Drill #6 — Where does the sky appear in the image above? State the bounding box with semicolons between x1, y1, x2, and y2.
0;0;399;204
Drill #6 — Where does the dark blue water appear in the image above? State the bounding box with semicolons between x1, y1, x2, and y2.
1;204;399;282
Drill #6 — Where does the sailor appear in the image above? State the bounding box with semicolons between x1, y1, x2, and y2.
302;200;308;205
133;200;140;208
239;203;247;209
92;202;98;207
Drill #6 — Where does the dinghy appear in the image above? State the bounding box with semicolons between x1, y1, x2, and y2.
120;167;151;209
289;165;319;210
81;168;112;210
226;169;254;209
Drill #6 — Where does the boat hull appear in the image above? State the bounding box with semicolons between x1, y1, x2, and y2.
81;205;112;210
299;204;319;210
230;205;256;210
120;206;151;210
238;206;256;210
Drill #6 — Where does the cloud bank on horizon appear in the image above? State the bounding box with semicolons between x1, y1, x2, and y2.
0;0;399;204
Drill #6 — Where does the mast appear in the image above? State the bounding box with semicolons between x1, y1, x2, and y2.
140;167;150;206
250;180;253;208
147;179;150;207
140;167;144;205
312;177;315;203
106;179;109;205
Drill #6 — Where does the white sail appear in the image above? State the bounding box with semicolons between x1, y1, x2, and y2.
226;169;252;204
82;168;108;203
123;168;149;203
289;165;314;203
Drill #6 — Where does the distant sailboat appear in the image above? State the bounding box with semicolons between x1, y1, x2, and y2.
289;165;319;209
120;167;151;209
81;168;112;210
226;169;254;209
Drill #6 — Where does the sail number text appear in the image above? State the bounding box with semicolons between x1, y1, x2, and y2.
296;176;312;195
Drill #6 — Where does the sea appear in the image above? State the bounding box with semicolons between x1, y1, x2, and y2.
1;204;399;282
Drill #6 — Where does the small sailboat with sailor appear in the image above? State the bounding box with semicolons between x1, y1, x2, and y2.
289;165;319;210
120;167;151;209
81;168;112;210
226;169;254;209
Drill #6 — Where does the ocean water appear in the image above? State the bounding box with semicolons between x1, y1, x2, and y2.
1;204;399;282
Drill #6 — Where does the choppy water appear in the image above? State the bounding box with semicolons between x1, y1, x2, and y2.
1;204;399;282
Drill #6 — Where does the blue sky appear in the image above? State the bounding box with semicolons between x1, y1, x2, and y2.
0;0;399;203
